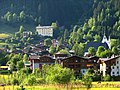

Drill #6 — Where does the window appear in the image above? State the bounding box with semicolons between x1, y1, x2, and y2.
76;60;78;62
117;61;119;64
94;60;96;62
69;65;74;68
112;66;114;69
117;72;119;74
112;72;114;74
76;65;80;68
117;66;119;69
83;70;85;73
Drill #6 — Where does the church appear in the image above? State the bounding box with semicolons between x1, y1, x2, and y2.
84;34;111;56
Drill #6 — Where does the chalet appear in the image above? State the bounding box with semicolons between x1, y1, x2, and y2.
60;56;99;76
36;24;53;37
29;55;55;72
98;56;120;77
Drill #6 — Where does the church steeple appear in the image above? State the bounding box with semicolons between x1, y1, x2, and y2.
102;34;111;49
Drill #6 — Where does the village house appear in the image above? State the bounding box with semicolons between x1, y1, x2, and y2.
98;56;120;78
60;56;99;76
22;31;32;38
36;24;53;37
29;55;55;72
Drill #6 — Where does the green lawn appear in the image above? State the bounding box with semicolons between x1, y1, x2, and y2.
0;23;35;33
0;33;10;39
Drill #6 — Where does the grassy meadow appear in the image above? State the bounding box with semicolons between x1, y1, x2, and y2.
0;33;10;39
0;86;120;90
0;75;120;90
0;23;35;33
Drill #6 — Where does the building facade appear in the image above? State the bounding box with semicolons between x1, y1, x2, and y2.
36;25;53;37
29;55;55;72
60;56;99;76
98;56;120;76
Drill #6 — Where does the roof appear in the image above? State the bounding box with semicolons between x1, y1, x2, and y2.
29;55;54;60
36;26;53;29
29;55;40;60
98;56;120;63
61;56;88;61
84;42;109;52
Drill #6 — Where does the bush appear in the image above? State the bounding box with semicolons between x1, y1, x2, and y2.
12;78;19;85
0;70;9;74
45;64;74;84
23;75;36;85
82;69;93;89
103;74;110;81
36;78;46;84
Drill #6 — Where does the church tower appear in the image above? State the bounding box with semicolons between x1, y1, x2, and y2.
102;34;111;49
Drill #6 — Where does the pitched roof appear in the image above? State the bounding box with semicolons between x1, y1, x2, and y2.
84;42;109;52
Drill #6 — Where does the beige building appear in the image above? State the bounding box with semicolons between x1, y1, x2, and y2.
36;25;53;37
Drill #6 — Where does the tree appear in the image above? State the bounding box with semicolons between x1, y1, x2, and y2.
58;49;70;55
19;25;24;33
110;39;119;48
96;46;106;57
82;69;93;90
64;29;69;42
49;46;56;54
103;74;110;81
100;50;113;58
23;54;28;61
83;23;89;34
44;38;52;47
16;60;24;71
51;22;59;29
13;13;18;23
112;47;118;55
8;54;22;71
94;34;101;42
88;47;96;56
72;43;79;55
45;64;74;84
78;43;85;56
20;11;26;22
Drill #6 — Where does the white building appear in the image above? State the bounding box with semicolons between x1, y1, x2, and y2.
36;25;53;37
23;31;32;38
98;56;120;76
111;57;120;76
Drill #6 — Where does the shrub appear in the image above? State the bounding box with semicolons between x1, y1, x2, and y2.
23;75;36;85
82;69;93;89
12;78;19;85
36;78;46;84
103;74;110;81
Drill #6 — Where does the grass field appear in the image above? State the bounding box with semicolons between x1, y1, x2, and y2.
0;23;35;33
0;75;120;90
0;33;10;39
0;86;120;90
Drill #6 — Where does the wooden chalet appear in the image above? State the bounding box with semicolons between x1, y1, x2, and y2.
60;56;99;76
29;55;55;72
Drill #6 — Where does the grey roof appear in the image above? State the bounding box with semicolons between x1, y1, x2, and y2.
84;42;109;52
